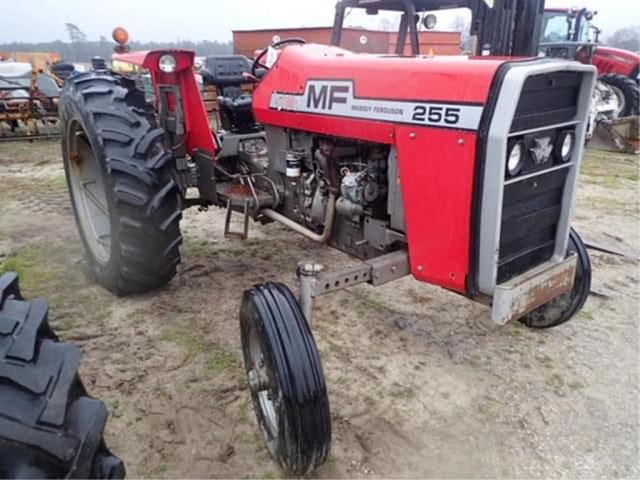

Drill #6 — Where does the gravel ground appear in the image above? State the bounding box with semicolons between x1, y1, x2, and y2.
0;141;638;478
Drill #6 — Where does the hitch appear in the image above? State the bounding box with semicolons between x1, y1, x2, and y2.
296;250;410;324
224;198;250;240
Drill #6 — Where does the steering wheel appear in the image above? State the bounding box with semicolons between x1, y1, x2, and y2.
252;38;307;77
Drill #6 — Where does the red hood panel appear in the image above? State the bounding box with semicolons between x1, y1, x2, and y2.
253;43;505;115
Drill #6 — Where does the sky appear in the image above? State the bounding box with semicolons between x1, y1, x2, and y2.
0;0;638;44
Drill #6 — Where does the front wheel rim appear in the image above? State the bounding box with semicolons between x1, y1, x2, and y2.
67;122;112;265
247;325;280;453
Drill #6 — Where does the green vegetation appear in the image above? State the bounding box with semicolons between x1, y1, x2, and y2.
581;151;639;186
159;327;205;355
0;244;65;292
206;347;240;375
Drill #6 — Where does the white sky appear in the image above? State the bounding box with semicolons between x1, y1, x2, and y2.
0;0;637;44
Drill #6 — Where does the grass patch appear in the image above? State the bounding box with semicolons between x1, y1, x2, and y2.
0;240;117;335
183;236;220;257
586;195;637;213
238;399;250;424
353;290;389;313
148;464;169;476
0;244;62;292
581;151;639;186
159;327;204;355
206;346;240;375
183;236;294;265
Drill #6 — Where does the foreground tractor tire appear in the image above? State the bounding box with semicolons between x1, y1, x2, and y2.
519;229;591;329
0;272;124;478
59;71;182;295
240;283;331;476
599;73;640;117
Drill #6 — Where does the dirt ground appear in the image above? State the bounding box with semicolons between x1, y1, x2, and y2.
0;140;638;478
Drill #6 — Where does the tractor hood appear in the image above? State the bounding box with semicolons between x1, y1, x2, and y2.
593;46;640;77
252;43;506;144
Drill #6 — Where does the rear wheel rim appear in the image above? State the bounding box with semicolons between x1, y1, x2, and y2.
67;122;111;265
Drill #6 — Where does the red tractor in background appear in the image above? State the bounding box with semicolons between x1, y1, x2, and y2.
58;0;596;475
541;6;639;119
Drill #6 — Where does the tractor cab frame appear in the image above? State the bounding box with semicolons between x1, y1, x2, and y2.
540;8;601;62
331;0;545;57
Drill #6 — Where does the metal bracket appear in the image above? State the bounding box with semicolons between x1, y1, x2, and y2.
297;250;410;324
224;199;250;240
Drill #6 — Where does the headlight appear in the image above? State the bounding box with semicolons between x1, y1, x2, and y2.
506;141;525;177
555;130;575;163
158;54;177;73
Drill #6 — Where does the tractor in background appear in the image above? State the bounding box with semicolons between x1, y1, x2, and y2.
57;0;596;475
540;7;639;152
541;7;639;117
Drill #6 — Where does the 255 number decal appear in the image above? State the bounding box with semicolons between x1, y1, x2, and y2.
412;106;461;125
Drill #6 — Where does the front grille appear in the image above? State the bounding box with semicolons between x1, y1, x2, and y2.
498;168;568;284
511;71;582;132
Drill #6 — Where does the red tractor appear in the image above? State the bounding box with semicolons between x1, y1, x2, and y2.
541;7;640;118
58;0;596;475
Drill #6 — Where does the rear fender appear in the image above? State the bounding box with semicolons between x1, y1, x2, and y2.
113;49;219;156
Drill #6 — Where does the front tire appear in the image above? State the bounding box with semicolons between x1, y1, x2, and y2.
0;272;125;478
519;229;591;329
240;283;331;476
59;71;183;295
599;73;640;117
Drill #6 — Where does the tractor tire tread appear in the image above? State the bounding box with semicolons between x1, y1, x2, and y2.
600;73;640;116
60;71;182;295
241;282;331;476
0;272;124;479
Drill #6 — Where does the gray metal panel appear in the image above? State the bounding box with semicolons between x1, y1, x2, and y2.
387;147;406;232
552;70;597;260
477;60;597;296
491;254;577;325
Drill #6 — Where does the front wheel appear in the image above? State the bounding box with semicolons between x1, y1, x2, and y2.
519;228;591;329
240;282;331;476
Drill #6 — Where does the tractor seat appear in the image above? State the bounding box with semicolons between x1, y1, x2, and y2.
218;95;253;112
201;55;257;133
201;55;253;95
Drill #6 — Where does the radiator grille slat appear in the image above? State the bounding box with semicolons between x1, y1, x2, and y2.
511;71;582;132
498;168;569;284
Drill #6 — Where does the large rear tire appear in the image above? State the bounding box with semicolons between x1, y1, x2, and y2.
59;71;182;295
0;272;125;478
599;73;640;117
240;283;331;476
519;229;591;329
